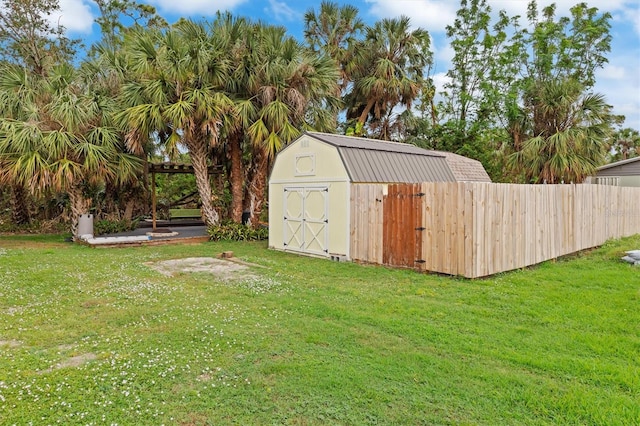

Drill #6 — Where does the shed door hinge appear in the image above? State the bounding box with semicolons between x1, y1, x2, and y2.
415;259;426;264
415;227;425;231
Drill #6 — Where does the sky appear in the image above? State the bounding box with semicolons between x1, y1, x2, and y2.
55;0;640;130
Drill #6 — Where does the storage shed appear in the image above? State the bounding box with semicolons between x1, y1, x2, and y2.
586;156;640;187
268;132;490;259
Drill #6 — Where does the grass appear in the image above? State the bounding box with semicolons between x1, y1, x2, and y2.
0;234;639;425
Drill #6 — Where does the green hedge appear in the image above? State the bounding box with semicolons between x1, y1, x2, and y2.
207;221;268;241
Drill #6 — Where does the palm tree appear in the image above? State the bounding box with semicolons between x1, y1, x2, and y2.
119;21;235;226
304;1;364;95
609;128;640;161
508;78;614;184
0;62;141;236
0;61;38;225
240;24;340;226
208;13;254;223
345;16;432;140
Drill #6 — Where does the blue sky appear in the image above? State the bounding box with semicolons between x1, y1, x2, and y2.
56;0;640;130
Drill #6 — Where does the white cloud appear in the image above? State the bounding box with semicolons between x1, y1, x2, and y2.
432;72;451;94
598;52;640;129
365;0;457;33
628;6;640;37
598;64;627;80
265;0;298;22
434;41;453;63
52;0;94;34
150;0;247;16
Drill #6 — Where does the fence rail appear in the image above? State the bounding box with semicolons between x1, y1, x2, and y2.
350;182;640;278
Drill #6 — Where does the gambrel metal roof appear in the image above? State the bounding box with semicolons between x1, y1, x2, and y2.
305;132;491;183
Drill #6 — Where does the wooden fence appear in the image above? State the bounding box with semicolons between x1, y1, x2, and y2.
350;182;640;278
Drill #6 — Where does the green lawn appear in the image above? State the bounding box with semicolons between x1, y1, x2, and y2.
0;234;639;425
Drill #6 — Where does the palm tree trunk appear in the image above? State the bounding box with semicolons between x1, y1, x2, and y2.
10;184;30;225
245;148;268;228
358;98;376;126
67;185;91;239
189;137;219;227
228;130;244;223
123;199;135;223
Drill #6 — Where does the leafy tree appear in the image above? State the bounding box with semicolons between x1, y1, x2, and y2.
92;0;166;52
523;1;611;89
0;0;78;76
443;0;523;142
442;0;614;182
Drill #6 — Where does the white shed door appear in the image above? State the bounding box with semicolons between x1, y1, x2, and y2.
283;186;328;256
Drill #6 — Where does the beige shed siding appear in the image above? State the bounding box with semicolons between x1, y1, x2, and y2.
269;135;349;182
268;135;350;257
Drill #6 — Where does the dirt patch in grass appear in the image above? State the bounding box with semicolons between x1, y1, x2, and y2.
145;257;258;280
0;339;22;348
40;353;98;374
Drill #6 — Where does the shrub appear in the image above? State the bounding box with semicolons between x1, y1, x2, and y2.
0;217;68;234
207;221;268;241
94;218;140;236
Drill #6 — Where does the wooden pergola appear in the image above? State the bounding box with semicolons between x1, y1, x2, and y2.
149;162;223;230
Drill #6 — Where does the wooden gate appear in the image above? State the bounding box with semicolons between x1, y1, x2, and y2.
382;183;424;268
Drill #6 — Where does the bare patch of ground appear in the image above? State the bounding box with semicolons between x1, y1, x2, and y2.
144;257;258;280
4;306;23;315
40;353;98;374
0;339;22;348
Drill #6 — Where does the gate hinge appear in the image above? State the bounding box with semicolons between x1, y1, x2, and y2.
415;227;426;231
415;192;425;197
415;259;426;264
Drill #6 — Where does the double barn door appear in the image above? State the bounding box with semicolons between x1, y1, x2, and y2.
283;186;329;256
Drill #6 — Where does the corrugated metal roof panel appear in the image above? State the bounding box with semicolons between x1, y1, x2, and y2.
339;148;455;183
